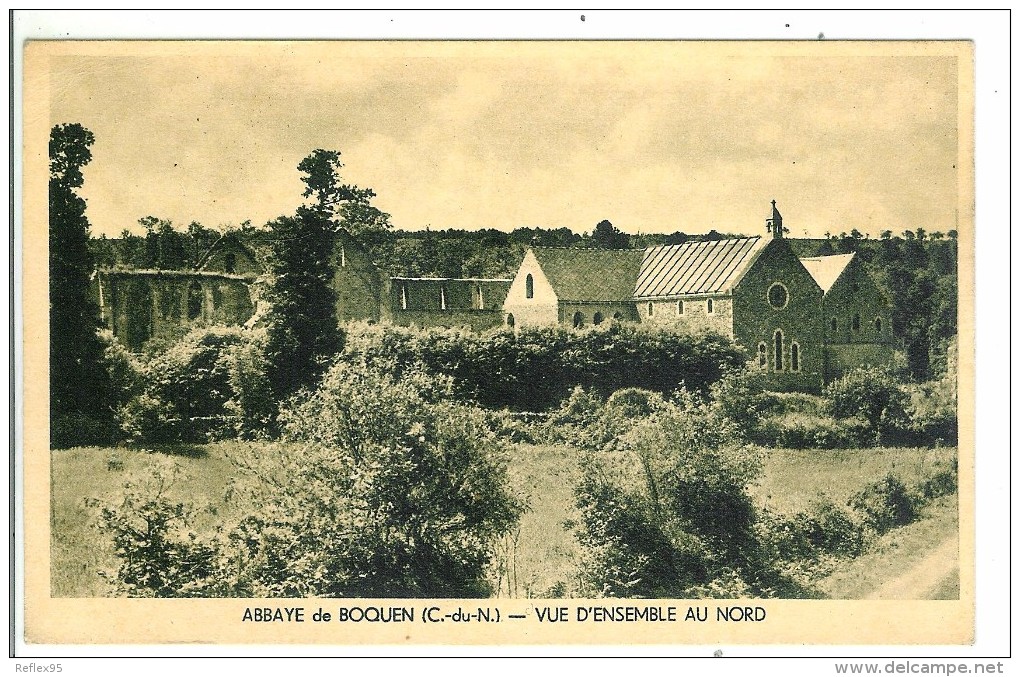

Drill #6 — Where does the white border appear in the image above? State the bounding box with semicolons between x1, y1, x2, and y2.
9;9;1012;669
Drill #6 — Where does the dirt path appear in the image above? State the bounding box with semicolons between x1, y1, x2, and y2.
865;537;959;600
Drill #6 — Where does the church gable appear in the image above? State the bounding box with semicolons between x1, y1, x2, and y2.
731;236;825;391
194;234;260;276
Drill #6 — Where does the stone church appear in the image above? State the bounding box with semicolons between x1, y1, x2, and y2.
502;202;893;389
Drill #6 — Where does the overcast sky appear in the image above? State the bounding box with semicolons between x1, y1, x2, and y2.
45;41;962;239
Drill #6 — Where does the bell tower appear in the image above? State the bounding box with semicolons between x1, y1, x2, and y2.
766;199;784;239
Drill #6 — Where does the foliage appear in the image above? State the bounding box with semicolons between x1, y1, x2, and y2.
591;219;630;249
98;330;145;409
825;366;910;442
93;459;225;597
343;322;744;412
120;327;245;442
847;475;921;534
222;328;275;439
97;361;523;598
253;361;521;596
260;153;353;410
708;368;780;441
50;122;114;447
756;413;872;450
572;394;775;598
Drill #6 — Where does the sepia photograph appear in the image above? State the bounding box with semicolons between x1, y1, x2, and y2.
17;23;988;651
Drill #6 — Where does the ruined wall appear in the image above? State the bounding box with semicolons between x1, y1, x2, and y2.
383;277;509;331
332;237;385;323
96;271;255;351
732;239;825;392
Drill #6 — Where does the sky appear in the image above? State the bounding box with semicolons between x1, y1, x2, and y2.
44;41;962;239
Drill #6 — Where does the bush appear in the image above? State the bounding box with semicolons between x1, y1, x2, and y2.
119;327;246;443
757;413;872;449
222;328;276;439
342;322;744;412
709;368;780;441
93;459;224;597
825;366;909;441
760;500;868;561
904;380;958;446
573;394;774;597
97;360;523;598
847;474;921;534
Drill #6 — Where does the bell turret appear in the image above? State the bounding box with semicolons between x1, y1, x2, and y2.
766;199;784;239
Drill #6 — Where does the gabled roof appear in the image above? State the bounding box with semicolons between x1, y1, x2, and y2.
531;247;645;302
799;253;855;294
633;236;768;298
194;233;258;272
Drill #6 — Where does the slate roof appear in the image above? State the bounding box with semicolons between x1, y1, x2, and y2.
532;248;645;302
633;237;768;298
799;253;855;295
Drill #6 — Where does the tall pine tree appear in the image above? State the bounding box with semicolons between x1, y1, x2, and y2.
262;150;372;410
49;123;112;446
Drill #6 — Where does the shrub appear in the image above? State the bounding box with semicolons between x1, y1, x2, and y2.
93;459;224;597
222;328;275;439
236;361;521;597
825;366;909;440
918;459;958;500
341;322;744;412
904;380;958;446
97;360;523;598
847;474;921;534
757;413;872;449
573;394;772;597
120;326;245;443
98;329;144;409
709;368;779;441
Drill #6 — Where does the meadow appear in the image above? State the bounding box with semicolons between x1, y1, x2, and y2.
51;442;958;599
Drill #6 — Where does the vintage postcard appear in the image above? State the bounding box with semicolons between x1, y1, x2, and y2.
21;37;977;648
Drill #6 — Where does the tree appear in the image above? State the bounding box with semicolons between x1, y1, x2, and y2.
297;149;377;229
261;151;356;414
49;123;113;446
592;220;630;249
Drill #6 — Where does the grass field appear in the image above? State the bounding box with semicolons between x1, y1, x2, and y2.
50;442;958;599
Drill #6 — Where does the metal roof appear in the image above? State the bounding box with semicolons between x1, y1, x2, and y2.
633;237;768;298
799;253;855;294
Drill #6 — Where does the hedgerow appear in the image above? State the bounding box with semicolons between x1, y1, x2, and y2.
342;322;744;412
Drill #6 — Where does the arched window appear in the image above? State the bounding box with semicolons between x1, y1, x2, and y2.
831;317;838;332
647;302;654;317
757;342;767;369
791;342;800;372
506;313;515;328
440;285;449;311
593;312;604;325
677;300;684;315
852;314;861;331
224;252;236;274
525;274;534;299
187;280;203;320
400;283;408;310
573;312;584;329
774;329;784;372
707;298;714;314
612;312;622;321
875;317;882;333
475;284;484;309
